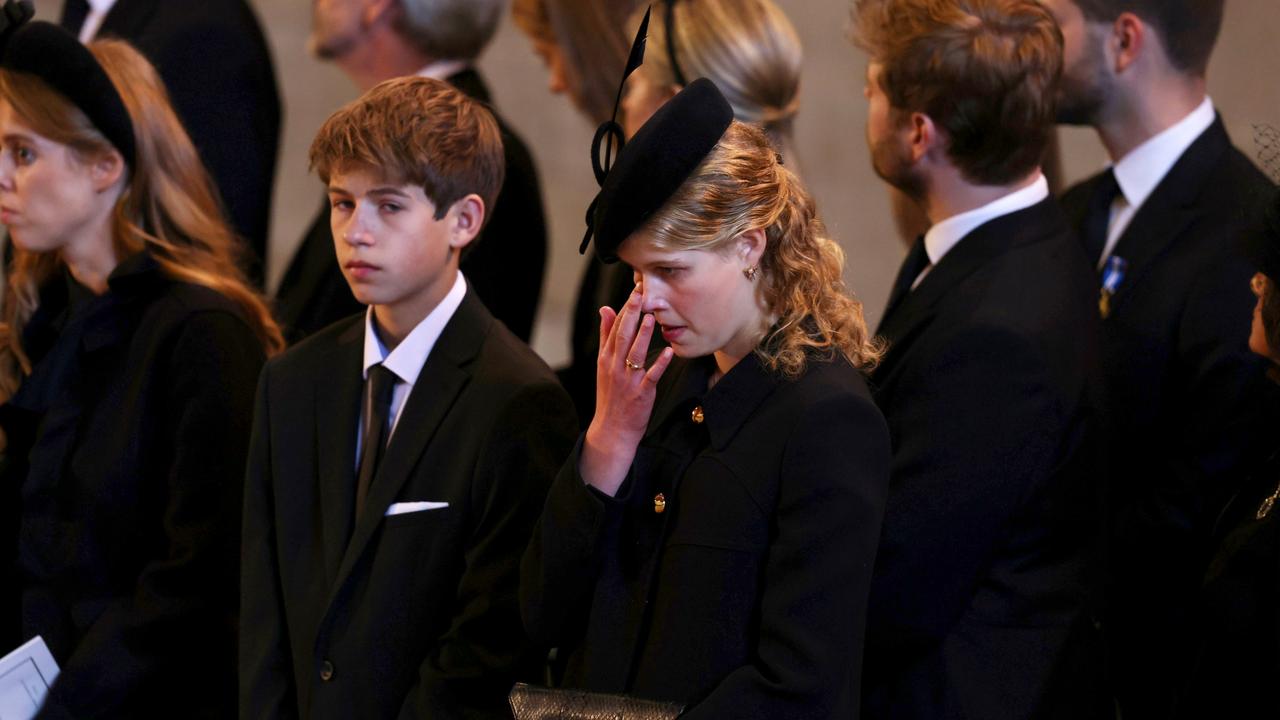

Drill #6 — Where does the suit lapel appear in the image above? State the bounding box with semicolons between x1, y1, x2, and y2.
880;237;929;329
1102;118;1231;314
314;320;364;587
875;199;1065;376
324;291;492;606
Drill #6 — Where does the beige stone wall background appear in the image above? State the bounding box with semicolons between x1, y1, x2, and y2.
32;1;1280;368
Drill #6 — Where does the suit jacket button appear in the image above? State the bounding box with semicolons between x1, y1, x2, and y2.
691;405;705;424
320;660;335;682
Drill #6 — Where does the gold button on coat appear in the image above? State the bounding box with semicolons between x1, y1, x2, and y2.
691;406;705;424
654;493;667;514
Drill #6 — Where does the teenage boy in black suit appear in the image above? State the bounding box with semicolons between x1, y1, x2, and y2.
851;1;1106;717
239;76;576;719
1040;1;1275;715
276;0;547;343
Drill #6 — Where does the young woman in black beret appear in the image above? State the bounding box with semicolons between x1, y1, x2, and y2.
519;78;890;718
0;13;281;717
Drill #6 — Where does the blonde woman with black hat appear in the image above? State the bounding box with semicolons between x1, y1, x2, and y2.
0;4;280;715
517;17;890;717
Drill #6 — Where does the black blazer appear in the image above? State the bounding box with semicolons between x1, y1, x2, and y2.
62;0;282;285
240;289;577;719
1178;446;1280;718
1;253;265;718
521;351;890;718
1059;117;1275;714
864;198;1106;720
275;69;546;343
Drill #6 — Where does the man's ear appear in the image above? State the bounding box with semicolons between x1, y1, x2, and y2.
89;149;126;193
1111;12;1145;73
907;111;938;164
448;194;486;251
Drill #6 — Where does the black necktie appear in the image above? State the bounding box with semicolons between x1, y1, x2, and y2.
355;364;399;521
883;235;931;322
60;0;90;34
1082;168;1121;266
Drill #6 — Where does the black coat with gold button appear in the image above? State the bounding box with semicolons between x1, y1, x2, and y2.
520;350;891;719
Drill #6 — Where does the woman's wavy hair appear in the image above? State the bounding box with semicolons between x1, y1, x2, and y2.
0;39;283;400
641;121;883;377
636;0;803;166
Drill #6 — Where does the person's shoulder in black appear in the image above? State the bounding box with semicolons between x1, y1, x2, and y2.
449;67;548;343
62;0;282;286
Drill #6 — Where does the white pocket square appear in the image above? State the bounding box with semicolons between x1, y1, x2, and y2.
385;501;449;516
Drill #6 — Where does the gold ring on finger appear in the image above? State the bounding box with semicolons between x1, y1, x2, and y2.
625;359;644;371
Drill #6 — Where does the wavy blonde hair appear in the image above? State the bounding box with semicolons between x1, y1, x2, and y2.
642;121;882;377
0;39;283;401
637;0;803;165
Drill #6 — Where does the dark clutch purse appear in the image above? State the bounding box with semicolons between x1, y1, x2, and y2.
508;683;684;720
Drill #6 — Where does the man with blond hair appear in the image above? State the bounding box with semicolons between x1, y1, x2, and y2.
851;0;1107;717
276;0;548;343
240;77;575;719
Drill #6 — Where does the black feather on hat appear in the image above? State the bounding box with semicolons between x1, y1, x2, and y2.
580;5;734;264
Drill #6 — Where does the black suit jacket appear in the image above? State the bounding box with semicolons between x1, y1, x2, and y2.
522;351;890;718
240;289;577;719
1;253;264;718
62;0;282;286
274;69;547;344
864;198;1106;720
1059;118;1275;715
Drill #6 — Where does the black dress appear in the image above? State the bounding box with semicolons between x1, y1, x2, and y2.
0;253;265;718
521;349;890;718
1178;451;1280;718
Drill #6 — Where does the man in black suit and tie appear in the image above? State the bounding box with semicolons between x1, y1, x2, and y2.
852;1;1106;717
1040;1;1276;716
239;77;576;719
276;0;548;343
60;0;281;286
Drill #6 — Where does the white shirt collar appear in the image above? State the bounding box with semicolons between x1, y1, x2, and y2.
1112;96;1215;211
415;60;469;81
923;174;1050;266
362;271;467;386
79;0;118;43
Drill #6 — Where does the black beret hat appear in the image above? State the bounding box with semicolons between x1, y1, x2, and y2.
1249;187;1280;280
589;78;733;263
0;8;137;167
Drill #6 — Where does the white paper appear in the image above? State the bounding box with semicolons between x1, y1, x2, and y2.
385;501;449;516
0;636;60;720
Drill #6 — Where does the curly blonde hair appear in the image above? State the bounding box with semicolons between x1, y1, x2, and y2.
641;120;882;377
0;40;283;401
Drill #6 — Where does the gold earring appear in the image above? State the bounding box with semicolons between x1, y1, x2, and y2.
743;265;758;280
